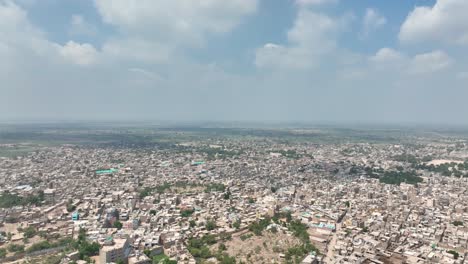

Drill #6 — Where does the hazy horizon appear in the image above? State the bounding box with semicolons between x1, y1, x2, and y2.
2;0;468;125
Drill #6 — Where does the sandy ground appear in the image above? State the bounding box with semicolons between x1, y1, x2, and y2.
0;223;48;258
426;159;464;166
215;230;301;264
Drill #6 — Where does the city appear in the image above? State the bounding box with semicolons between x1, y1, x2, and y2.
0;125;467;263
2;0;468;263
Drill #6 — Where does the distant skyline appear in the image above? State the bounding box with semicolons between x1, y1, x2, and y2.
1;0;468;125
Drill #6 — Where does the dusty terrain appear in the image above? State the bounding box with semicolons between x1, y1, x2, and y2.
214;229;301;264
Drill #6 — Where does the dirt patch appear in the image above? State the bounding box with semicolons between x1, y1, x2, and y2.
214;230;301;264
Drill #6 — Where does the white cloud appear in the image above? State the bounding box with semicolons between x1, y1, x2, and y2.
255;9;345;70
0;1;99;68
362;8;386;36
255;43;316;69
370;48;453;76
57;41;98;66
69;14;97;36
94;0;258;45
370;48;404;63
400;0;468;45
409;50;452;75
0;0;49;55
296;0;338;7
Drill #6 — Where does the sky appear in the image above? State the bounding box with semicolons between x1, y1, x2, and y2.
1;0;468;125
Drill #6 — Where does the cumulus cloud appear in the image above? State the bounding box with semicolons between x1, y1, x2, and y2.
2;0;468;124
362;8;386;36
400;0;468;45
92;0;259;66
94;0;258;45
370;48;404;63
0;1;99;67
255;8;346;70
408;50;452;75
370;48;453;76
57;41;98;66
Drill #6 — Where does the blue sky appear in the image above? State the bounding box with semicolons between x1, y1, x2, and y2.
1;0;467;125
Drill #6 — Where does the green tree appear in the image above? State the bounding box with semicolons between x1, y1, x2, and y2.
8;244;25;253
113;221;123;229
23;226;37;238
189;220;196;228
219;243;227;251
206;220;216;231
448;250;459;259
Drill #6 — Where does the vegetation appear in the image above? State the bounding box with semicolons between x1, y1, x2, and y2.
0;191;44;208
273;211;292;223
248;216;271;236
205;220;217;231
219;243;227;251
417;162;468;177
273;149;304;159
22;226;37;238
240;233;253;241
233;220;241;229
153;254;177;264
379;170;423;185
189;220;197;228
139;183;172;198
66;199;76;212
187;234;236;263
26;237;73;253
198;146;243;160
448;250;459;259
181;209;195;217
0;248;6;258
204;183;226;192
285;220;319;263
393;154;419;164
452;221;464;226
187;235;216;259
113;220;123;229
73;228;100;260
8;243;25;253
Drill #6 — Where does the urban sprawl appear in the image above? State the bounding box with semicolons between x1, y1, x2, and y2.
1;127;468;264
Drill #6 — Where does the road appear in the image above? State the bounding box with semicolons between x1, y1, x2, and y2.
323;223;341;263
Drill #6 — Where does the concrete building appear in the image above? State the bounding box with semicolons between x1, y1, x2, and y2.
99;237;131;264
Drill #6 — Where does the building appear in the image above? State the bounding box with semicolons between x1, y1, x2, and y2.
128;253;151;264
99;237;131;264
43;188;56;204
72;212;79;221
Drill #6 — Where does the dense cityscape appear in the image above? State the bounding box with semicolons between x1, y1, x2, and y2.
2;0;468;263
0;125;467;264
